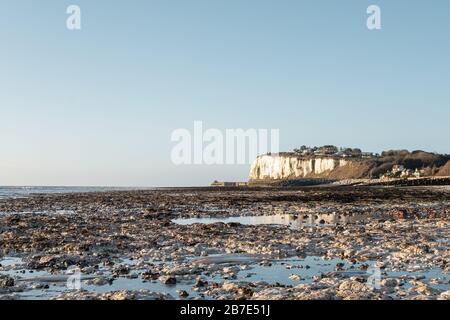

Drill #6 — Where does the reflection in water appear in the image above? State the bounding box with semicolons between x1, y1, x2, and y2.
2;254;448;300
173;213;376;229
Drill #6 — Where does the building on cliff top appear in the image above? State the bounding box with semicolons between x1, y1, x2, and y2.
293;145;377;159
211;181;248;187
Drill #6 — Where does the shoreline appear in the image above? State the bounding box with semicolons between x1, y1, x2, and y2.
1;186;449;300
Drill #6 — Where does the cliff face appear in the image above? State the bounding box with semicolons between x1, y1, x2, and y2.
249;155;356;181
436;161;450;176
249;151;450;183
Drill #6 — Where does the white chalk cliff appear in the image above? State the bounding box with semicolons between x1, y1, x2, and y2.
249;154;350;181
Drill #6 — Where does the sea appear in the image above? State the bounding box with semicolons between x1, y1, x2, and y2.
0;186;145;200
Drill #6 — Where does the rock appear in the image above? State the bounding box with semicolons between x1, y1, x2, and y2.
415;283;441;296
337;280;373;299
109;291;130;300
158;276;176;285
26;255;84;270
412;295;435;300
343;249;355;258
81;266;97;274
222;282;239;291
389;208;410;220
294;288;337;300
238;287;253;297
289;274;302;281
251;288;292;300
381;278;399;287
438;290;450;300
85;277;109;286
335;263;345;271
223;266;240;274
194;278;207;288
113;265;130;275
177;290;189;298
259;260;272;267
52;290;174;300
142;271;159;281
31;283;50;289
0;276;15;288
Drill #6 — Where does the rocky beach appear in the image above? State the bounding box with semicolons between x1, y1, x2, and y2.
0;186;449;300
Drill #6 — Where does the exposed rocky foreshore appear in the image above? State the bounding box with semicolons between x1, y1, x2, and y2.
0;186;449;300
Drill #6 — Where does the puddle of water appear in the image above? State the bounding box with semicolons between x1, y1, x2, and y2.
1;254;448;300
239;256;356;285
173;213;379;229
0;256;23;267
192;254;268;265
0;256;203;300
0;210;76;216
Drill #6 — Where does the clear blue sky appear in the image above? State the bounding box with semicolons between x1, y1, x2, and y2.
1;0;449;186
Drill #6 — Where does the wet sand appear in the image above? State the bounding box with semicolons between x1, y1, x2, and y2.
0;186;449;300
